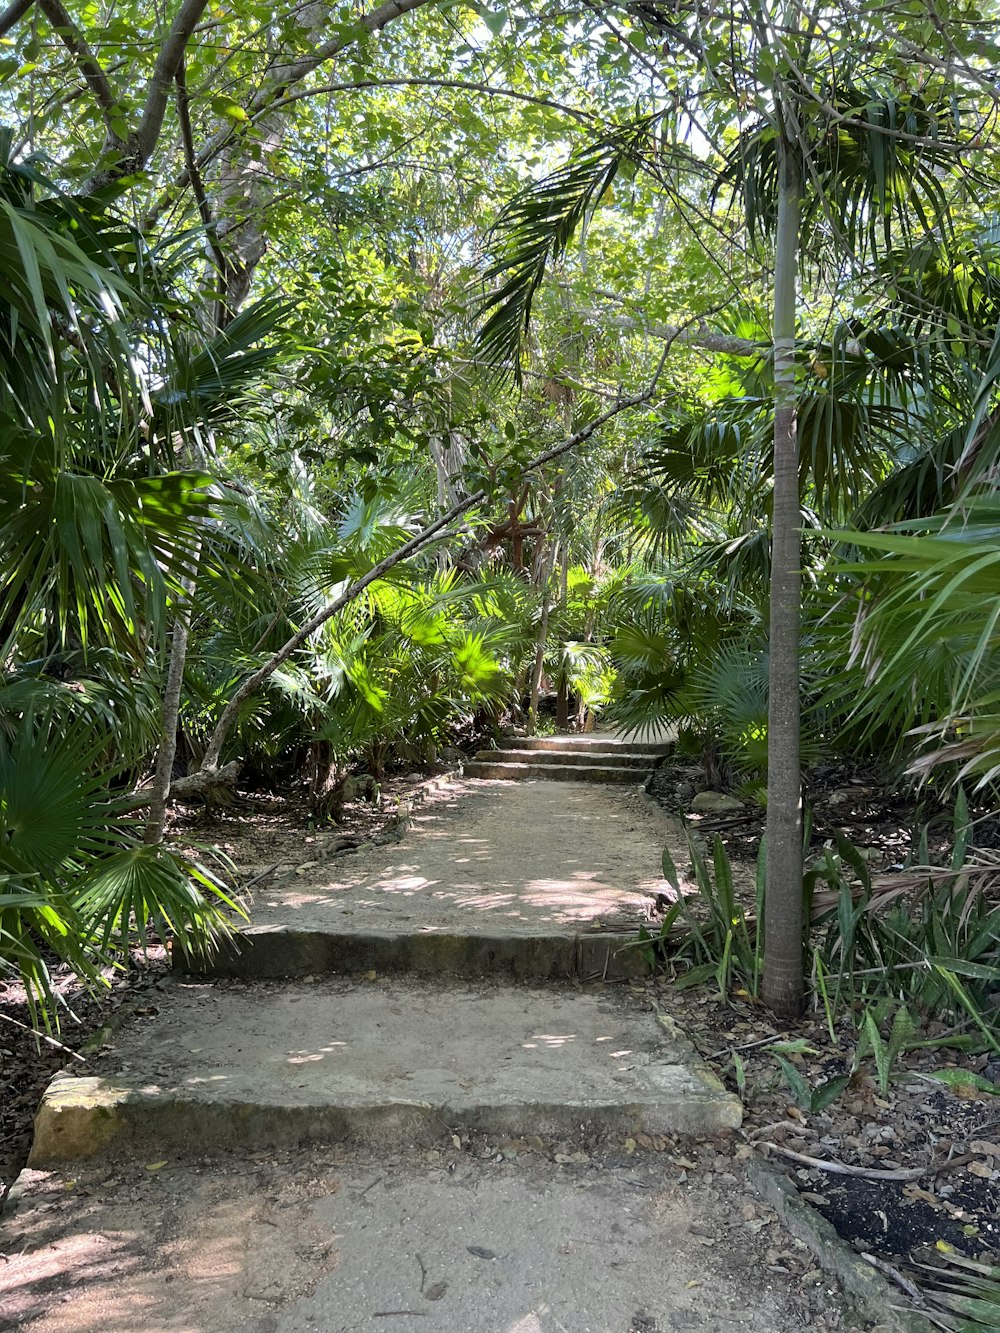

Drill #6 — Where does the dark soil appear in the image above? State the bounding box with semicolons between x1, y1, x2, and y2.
643;754;1000;1312
645;756;973;868
653;976;1000;1302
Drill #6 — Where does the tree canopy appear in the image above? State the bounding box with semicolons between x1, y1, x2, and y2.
3;0;1000;1025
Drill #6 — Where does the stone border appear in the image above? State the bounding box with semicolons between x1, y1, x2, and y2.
747;1155;936;1333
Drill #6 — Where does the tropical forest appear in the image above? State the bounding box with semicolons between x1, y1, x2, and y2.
2;0;1000;1328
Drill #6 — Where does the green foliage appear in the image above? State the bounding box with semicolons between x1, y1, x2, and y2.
649;836;765;1000
642;793;999;1066
822;500;1000;786
477;127;650;378
772;1052;851;1114
909;1247;1000;1329
853;1002;917;1097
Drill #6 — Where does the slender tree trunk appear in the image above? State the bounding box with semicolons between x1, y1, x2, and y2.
555;545;570;729
762;129;804;1018
527;542;559;736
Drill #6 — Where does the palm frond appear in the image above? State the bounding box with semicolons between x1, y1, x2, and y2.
476;125;651;379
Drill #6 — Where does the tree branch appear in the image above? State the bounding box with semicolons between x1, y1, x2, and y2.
577;304;762;358
37;0;120;126
198;377;666;774
143;0;436;226
262;76;600;128
134;0;212;166
174;58;231;325
0;0;33;40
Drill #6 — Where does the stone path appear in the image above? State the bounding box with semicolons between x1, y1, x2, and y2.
1;760;853;1333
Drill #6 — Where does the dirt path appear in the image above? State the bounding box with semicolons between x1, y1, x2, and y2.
244;778;673;936
2;774;855;1333
4;1146;847;1333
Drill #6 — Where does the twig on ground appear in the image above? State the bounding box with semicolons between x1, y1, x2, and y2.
706;1034;781;1061
861;1253;925;1303
243;864;278;891
745;1120;819;1141
0;1012;87;1063
762;1143;927;1180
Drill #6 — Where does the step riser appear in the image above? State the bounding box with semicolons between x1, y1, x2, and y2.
179;929;650;982
29;1079;738;1167
464;762;648;783
476;749;663;768
504;737;673;755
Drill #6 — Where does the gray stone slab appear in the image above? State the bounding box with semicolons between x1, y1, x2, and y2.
464;761;651;782
214;779;670;938
503;733;674;753
30;980;741;1164
199;925;651;981
475;748;662;768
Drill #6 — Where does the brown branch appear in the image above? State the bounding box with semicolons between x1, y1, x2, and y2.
133;0;212;165
198;380;666;774
174;57;230;324
763;1142;977;1182
0;0;33;39
37;0;120;125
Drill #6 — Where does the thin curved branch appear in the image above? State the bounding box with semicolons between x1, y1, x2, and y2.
174;58;231;327
262;76;601;128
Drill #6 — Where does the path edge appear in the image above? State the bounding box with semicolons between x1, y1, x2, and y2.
747;1154;936;1333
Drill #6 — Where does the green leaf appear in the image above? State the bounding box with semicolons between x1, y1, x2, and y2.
773;1054;813;1111
811;1073;852;1113
481;6;507;35
211;96;249;123
926;1068;1000;1097
661;843;680;893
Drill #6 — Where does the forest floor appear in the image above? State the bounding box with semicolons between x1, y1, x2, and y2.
2;755;998;1329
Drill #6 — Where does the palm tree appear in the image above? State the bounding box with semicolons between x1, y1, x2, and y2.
0;137;289;1020
472;10;980;1012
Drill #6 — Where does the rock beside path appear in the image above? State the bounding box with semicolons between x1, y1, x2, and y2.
691;791;747;815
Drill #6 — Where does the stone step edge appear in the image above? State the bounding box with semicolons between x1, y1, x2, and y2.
27;1013;741;1166
177;926;652;981
474;749;663;765
463;762;651;783
502;737;675;754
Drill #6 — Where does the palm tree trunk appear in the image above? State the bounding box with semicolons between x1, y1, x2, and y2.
762;129;804;1018
555;545;570;729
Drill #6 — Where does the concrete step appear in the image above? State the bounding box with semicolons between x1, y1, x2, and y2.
190;925;650;982
503;735;674;755
475;747;661;769
464;761;650;783
29;981;741;1165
